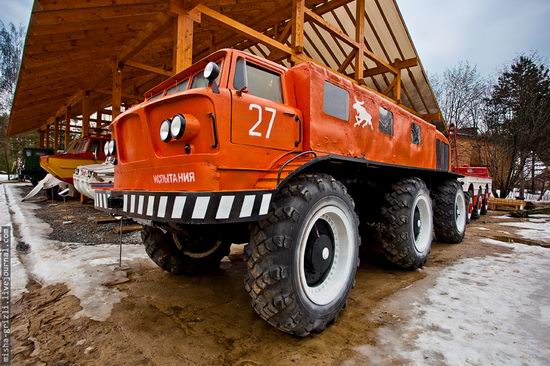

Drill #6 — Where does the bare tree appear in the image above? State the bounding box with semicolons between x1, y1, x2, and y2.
0;21;31;178
432;61;487;129
0;21;24;113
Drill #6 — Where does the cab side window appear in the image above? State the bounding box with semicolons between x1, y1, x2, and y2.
411;123;421;145
379;107;394;136
234;58;283;103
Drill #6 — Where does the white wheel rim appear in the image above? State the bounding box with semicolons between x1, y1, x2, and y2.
412;194;432;253
455;190;467;234
297;201;356;306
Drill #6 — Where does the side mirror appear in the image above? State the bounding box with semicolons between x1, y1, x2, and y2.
204;62;220;94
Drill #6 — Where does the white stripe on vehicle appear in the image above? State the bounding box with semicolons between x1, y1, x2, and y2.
158;196;168;218
95;193;98;207
216;196;235;219
146;196;155;216
101;193;106;208
239;195;255;218
123;194;128;212
138;195;144;215
171;196;187;219
130;195;136;213
259;193;272;215
192;196;210;219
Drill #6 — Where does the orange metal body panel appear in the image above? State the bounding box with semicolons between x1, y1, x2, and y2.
290;63;442;168
111;49;449;194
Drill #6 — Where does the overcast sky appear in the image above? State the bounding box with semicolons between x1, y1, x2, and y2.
0;0;548;77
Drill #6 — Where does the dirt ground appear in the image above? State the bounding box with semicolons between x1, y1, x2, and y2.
7;184;548;366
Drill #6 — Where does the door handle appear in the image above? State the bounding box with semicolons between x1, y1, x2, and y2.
294;115;302;147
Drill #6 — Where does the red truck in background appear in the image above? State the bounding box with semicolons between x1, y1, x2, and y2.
449;124;493;220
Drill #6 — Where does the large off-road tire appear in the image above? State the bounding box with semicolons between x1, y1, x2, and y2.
470;187;482;220
244;174;360;336
380;177;433;269
465;191;472;224
432;180;467;244
480;188;488;215
142;226;231;275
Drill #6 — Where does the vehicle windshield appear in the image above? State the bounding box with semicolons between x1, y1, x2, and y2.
166;79;189;96
147;60;223;100
190;61;222;89
65;140;79;152
68;140;88;153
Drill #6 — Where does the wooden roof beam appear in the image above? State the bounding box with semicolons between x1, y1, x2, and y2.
303;7;397;75
361;57;418;78
124;60;172;77
35;0;166;12
119;14;173;64
195;5;294;57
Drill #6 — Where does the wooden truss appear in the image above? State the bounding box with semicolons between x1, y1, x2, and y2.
10;0;443;145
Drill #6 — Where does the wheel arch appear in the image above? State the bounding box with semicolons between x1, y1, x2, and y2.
276;155;462;193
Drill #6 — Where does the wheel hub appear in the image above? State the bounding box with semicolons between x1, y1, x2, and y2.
413;207;422;240
304;221;335;286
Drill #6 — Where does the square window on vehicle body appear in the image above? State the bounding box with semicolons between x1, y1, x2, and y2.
234;58;283;103
323;81;349;121
379;107;394;135
411;123;421;144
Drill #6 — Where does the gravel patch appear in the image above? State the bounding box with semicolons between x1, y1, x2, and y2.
15;185;142;245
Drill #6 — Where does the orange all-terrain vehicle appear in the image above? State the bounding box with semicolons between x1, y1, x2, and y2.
95;49;467;336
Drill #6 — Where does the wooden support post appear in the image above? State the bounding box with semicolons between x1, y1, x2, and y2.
394;69;402;104
64;108;71;149
96;107;103;136
291;0;305;54
82;91;90;137
112;59;122;120
38;129;45;148
45;124;50;148
173;14;194;73
53;119;59;151
354;0;365;81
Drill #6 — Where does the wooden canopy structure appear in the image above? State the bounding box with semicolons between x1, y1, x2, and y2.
8;0;444;149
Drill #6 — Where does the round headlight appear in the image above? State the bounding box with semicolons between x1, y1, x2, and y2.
203;62;220;82
104;142;110;156
160;120;171;142
108;140;116;155
170;114;185;138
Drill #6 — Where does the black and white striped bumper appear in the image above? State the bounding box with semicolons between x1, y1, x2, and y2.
94;190;274;224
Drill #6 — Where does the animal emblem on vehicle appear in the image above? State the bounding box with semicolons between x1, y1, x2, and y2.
353;98;373;129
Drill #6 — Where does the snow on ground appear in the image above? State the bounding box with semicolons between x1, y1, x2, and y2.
0;185;29;302
2;183;152;321
493;214;514;220
498;220;550;243
530;214;550;219
351;238;550;365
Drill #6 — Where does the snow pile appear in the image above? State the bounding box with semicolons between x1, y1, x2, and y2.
498;220;550;243
3;184;152;321
353;239;550;365
0;186;29;302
